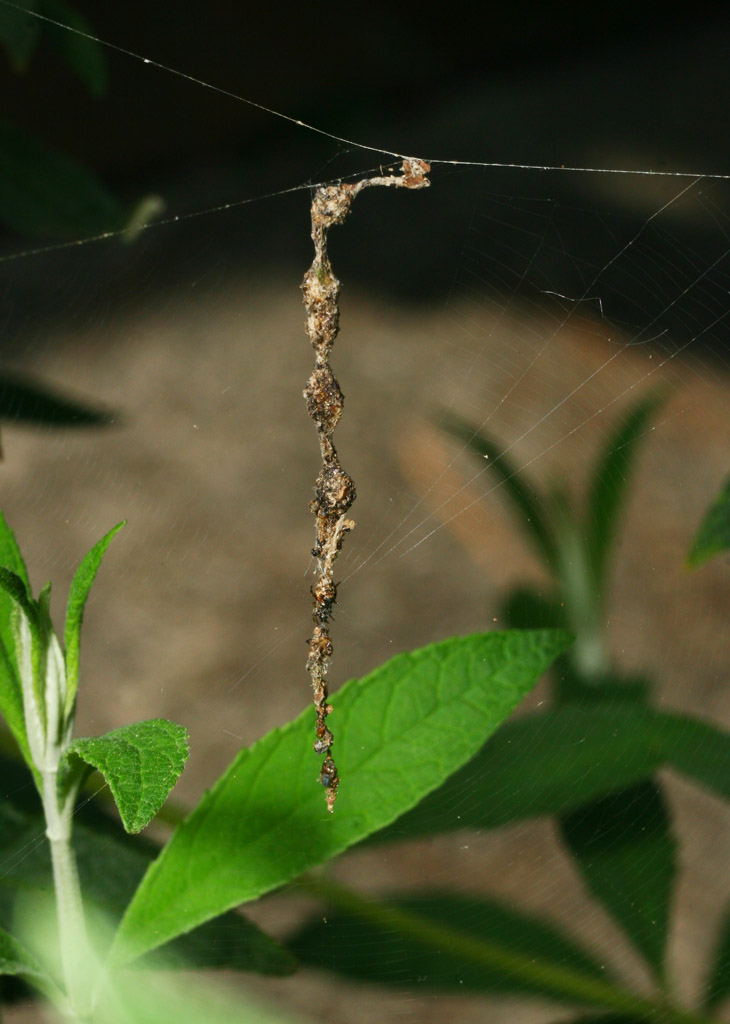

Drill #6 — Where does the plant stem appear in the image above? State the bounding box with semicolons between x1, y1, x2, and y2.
294;874;713;1024
41;770;91;1020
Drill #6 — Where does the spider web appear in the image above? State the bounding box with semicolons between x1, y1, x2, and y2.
1;6;730;1023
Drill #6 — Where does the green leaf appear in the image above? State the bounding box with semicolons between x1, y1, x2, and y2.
71;817;296;975
0;373;114;427
61;720;189;833
0;792;296;976
372;705;729;843
0;0;39;70
0;567;46;758
0;515;32;772
702;897;730;1011
289;890;611;1001
443;415;557;568
64;522;124;718
39;0;108;96
0;514;30;590
0;925;63;1003
0;118;124;237
110;629;571;966
157;905;297;974
0;567;35;621
0;927;44;979
658;713;730;802
585;391;664;589
560;781;676;980
373;705;661;841
687;471;730;569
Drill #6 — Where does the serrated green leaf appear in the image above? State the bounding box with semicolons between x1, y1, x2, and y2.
61;720;189;834
39;0;108;96
0;373;114;427
585;391;664;589
702;896;730;1011
64;522;124;718
0;0;39;69
560;780;676;980
687;471;730;569
110;629;571;967
0;515;32;773
290;889;611;1001
0;118;124;237
443;415;557;568
372;705;728;843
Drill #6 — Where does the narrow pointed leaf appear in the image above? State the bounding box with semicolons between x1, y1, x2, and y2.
0;515;32;771
290;890;612;1001
61;720;189;834
687;471;730;569
586;391;664;588
0;568;44;768
443;415;557;568
39;0;109;97
0;568;35;622
110;629;571;966
0;374;114;427
0;514;30;589
373;706;730;843
702;897;730;1011
64;522;124;717
560;781;676;980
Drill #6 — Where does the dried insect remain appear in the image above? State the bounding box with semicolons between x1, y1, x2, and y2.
301;157;430;812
